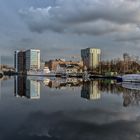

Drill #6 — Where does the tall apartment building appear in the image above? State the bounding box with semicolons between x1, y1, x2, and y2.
14;49;40;72
14;50;26;72
81;48;101;70
14;50;19;72
18;51;26;72
25;49;40;71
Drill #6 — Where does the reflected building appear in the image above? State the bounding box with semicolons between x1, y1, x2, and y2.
14;76;40;99
14;76;26;97
123;90;140;107
122;83;140;107
42;78;50;86
47;78;82;89
97;80;140;107
26;79;40;99
81;81;101;100
13;75;140;106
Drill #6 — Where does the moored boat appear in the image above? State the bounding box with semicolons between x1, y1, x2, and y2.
121;74;140;82
27;67;56;77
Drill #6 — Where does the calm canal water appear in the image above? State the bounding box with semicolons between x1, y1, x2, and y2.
0;76;140;140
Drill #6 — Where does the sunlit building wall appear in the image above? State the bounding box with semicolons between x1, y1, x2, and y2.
25;49;40;71
14;50;19;72
81;48;101;70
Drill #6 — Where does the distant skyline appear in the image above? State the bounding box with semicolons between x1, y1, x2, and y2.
1;0;140;65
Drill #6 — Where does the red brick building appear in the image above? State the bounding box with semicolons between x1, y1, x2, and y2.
45;59;83;71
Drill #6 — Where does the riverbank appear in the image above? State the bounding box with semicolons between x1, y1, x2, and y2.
3;71;121;82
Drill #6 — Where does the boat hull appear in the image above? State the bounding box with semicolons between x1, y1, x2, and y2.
122;74;140;83
27;71;56;77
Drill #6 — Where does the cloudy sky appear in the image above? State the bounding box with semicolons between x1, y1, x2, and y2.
1;0;140;65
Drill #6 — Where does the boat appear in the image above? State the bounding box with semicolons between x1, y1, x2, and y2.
27;67;56;77
121;74;140;82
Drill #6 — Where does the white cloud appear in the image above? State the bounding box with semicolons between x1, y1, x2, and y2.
19;0;140;35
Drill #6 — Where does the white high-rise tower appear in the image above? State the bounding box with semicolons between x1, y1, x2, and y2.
25;49;40;71
81;48;101;70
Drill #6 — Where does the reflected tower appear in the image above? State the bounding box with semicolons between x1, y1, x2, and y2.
81;81;101;100
26;79;40;99
14;76;26;97
14;76;40;99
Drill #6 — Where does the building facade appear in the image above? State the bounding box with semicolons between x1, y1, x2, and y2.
81;48;101;71
14;50;26;73
14;49;40;72
56;64;82;74
18;51;26;72
14;50;19;72
25;49;40;71
46;59;83;71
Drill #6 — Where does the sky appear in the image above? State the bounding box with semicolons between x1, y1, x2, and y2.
0;0;140;65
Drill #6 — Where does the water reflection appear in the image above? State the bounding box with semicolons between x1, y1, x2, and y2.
1;76;140;140
81;81;101;100
14;76;140;107
81;79;140;107
122;83;140;107
47;78;82;89
14;76;40;99
0;76;11;81
98;80;140;107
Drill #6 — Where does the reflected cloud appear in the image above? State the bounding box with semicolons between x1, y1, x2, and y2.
2;76;140;140
14;110;140;140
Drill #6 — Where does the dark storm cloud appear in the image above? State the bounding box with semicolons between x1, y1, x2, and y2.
116;36;140;42
115;32;140;42
19;0;140;35
1;0;140;63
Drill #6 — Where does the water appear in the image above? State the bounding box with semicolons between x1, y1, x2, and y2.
0;76;140;140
